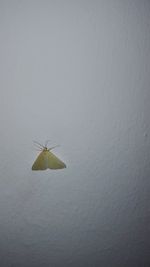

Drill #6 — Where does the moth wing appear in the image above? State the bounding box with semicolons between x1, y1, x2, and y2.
32;151;48;170
47;150;66;169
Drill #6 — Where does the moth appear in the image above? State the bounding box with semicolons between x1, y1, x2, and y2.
32;141;66;170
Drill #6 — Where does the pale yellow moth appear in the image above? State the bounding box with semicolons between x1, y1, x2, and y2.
32;141;66;170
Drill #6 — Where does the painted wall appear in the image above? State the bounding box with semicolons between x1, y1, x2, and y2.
0;1;150;266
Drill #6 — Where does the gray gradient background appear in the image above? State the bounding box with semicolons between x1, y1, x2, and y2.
0;0;150;266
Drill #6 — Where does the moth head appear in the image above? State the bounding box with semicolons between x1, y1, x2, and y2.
43;146;48;151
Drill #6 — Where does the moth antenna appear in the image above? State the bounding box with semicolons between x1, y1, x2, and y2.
33;141;44;148
45;140;51;147
33;143;43;149
34;148;43;151
48;145;60;151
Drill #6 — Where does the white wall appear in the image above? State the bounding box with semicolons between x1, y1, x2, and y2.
0;1;150;266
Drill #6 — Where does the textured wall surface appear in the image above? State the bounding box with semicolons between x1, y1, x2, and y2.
0;1;150;266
